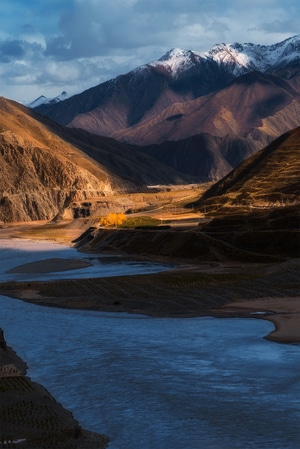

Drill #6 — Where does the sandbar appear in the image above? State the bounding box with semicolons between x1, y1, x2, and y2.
218;297;300;343
7;257;92;273
0;223;299;344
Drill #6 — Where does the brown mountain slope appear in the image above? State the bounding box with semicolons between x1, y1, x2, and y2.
193;126;300;212
33;71;300;185
0;98;119;222
127;72;300;181
38;123;195;187
111;72;300;146
35;54;235;132
0;98;194;222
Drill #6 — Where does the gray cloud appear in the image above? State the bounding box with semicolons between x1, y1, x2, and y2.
43;0;233;60
257;17;300;34
0;40;25;62
0;0;299;102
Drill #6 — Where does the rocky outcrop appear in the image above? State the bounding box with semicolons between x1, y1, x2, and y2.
0;130;112;222
0;98;118;222
0;329;27;374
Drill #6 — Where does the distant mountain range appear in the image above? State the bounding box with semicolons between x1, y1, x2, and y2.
1;36;299;222
31;35;300;181
26;91;69;108
32;34;300;126
32;35;300;133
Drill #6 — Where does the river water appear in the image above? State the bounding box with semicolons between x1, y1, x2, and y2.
0;239;299;449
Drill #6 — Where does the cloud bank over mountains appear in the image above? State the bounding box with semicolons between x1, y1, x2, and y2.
0;0;299;102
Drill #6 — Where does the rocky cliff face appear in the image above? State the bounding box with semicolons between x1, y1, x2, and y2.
0;98;121;222
0;128;113;222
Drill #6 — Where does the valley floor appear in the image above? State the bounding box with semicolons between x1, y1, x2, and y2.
0;219;299;447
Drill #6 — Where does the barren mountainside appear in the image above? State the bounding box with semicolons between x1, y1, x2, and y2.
0;99;116;222
128;71;300;179
194;126;300;212
31;36;300;183
0;98;194;222
34;36;300;149
115;71;300;145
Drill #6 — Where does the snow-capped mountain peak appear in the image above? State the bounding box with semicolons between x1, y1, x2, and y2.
149;48;196;75
147;34;300;78
26;91;69;108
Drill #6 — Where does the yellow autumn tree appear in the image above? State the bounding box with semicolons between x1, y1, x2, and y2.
99;212;125;227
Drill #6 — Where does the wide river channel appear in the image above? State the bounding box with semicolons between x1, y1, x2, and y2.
0;238;299;449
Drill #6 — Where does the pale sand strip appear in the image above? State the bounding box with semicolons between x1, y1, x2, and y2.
219;297;300;343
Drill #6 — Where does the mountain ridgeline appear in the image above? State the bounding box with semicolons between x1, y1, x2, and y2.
33;35;300;137
32;35;300;183
1;35;300;222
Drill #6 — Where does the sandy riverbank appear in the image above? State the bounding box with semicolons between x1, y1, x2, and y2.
216;297;300;344
0;222;299;344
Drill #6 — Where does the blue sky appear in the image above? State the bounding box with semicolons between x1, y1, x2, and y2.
0;0;298;102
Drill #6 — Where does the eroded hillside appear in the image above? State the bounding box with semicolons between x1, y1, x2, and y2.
194;126;300;213
0;98;118;222
0;98;193;222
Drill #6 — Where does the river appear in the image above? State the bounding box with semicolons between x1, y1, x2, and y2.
0;239;299;448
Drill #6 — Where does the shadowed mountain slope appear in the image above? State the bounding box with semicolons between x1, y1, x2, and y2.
193;126;300;212
129;72;300;180
137;133;256;181
42;124;195;186
112;71;300;146
32;70;300;185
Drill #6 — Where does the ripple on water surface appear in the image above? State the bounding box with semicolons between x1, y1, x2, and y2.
0;292;299;449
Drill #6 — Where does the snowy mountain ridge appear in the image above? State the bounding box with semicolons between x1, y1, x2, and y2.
28;35;299;108
149;34;300;77
26;91;69;109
